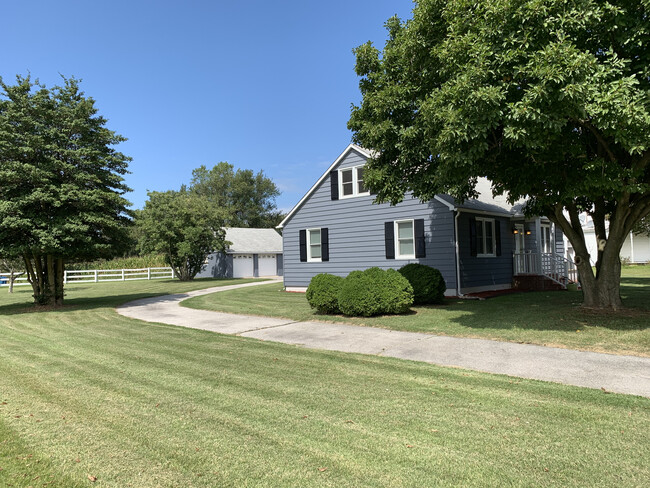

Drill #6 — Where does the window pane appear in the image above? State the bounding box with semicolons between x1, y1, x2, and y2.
485;221;493;254
476;221;484;254
341;169;353;183
399;239;414;256
309;229;320;245
310;244;321;259
342;182;353;196
357;167;367;193
397;221;413;239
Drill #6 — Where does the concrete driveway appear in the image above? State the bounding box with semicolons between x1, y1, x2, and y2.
117;279;650;398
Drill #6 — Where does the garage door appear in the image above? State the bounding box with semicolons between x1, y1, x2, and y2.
258;254;277;277
233;254;254;278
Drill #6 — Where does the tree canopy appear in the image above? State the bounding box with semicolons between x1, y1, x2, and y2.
190;162;282;228
348;0;650;309
0;75;132;305
138;190;226;281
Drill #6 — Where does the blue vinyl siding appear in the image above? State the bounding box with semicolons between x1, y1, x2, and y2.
282;149;457;289
282;146;567;292
457;213;513;289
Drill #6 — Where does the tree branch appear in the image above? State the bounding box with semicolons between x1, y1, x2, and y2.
579;119;617;164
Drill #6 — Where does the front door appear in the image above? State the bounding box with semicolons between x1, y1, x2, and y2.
514;224;525;253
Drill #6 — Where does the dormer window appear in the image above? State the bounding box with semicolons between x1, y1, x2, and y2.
339;165;370;198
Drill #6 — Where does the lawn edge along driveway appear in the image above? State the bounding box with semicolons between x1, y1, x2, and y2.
117;280;650;398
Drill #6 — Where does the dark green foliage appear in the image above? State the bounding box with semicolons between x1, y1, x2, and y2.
398;263;446;305
348;0;650;309
306;273;343;314
337;267;413;317
190;162;283;228
138;191;226;281
0;75;132;305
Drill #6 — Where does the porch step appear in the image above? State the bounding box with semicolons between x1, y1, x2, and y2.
513;275;566;292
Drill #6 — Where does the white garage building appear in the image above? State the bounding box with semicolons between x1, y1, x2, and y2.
196;227;283;279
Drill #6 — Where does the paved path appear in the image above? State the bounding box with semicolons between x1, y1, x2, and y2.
117;280;650;398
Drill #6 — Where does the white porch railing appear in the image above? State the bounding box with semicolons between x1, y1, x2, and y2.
513;252;578;287
0;267;174;287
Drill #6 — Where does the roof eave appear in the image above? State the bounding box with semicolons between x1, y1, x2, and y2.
277;144;373;229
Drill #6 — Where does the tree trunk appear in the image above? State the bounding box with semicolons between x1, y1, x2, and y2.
550;205;625;310
23;253;66;306
579;256;622;309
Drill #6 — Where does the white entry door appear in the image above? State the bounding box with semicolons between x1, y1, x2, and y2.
233;254;254;278
258;254;277;276
514;224;525;253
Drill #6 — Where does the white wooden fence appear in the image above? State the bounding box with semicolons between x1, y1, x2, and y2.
0;267;174;287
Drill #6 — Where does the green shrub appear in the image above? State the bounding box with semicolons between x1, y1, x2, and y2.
398;263;446;304
337;267;413;317
306;273;344;314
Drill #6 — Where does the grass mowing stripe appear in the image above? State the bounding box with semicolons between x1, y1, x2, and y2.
1;279;649;487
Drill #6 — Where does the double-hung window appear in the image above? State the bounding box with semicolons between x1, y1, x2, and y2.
300;228;329;263
395;220;415;259
307;228;321;262
476;218;496;257
339;165;369;198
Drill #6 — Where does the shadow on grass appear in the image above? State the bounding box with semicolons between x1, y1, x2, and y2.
0;278;266;317
0;292;177;316
443;285;650;333
620;277;650;286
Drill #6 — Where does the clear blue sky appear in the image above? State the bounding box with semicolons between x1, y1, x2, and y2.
2;0;414;212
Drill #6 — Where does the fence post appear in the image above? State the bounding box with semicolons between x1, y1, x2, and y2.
171;267;175;279
147;268;151;280
94;270;98;283
64;270;68;284
122;269;125;281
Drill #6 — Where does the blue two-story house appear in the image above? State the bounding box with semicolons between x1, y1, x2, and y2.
278;144;574;296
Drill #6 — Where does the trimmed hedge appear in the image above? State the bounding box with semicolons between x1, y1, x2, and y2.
337;267;413;317
306;273;344;314
398;263;446;304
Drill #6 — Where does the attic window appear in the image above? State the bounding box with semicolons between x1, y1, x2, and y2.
339;166;370;198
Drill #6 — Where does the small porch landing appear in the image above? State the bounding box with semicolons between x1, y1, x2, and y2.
513;252;578;290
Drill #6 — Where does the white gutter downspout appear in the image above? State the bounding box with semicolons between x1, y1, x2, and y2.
454;210;464;297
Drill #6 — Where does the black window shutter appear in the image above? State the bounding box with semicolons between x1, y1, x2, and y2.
330;171;339;201
321;228;329;262
385;222;395;259
469;217;478;257
495;220;502;256
299;230;307;262
414;219;426;258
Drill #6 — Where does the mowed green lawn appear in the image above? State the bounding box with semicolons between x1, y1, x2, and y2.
183;266;650;357
0;279;649;487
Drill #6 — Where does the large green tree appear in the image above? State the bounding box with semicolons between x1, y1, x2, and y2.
0;76;132;306
138;190;226;281
190;162;283;228
348;0;650;310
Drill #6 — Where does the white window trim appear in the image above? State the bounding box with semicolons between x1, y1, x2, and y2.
338;165;370;199
395;219;416;260
476;217;496;258
307;228;322;262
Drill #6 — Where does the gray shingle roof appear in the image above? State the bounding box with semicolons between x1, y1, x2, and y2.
224;227;282;254
436;194;518;216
